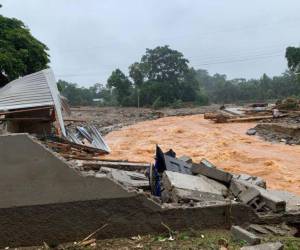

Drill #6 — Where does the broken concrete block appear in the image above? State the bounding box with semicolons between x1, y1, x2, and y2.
164;155;192;174
231;225;261;245
104;167;149;189
171;187;225;203
230;179;247;197
267;190;300;212
162;171;227;202
191;159;232;184
248;197;266;212
235;180;286;213
240;242;283;250
238;187;260;204
178;155;193;164
234;174;266;189
248;224;269;235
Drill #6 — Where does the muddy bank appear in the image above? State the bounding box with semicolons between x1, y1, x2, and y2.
103;115;300;195
254;114;300;145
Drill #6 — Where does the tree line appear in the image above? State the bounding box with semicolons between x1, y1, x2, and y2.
1;14;300;107
59;45;300;107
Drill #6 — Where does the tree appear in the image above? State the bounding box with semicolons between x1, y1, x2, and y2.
286;47;300;73
139;45;189;82
107;69;133;105
128;45;205;106
0;15;49;87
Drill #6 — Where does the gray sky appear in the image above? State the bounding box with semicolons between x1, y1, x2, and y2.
1;0;300;87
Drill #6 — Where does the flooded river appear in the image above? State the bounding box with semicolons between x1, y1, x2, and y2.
104;115;300;195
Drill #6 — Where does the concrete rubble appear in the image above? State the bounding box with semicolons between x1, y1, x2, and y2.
231;225;261;245
0;71;300;248
240;242;283;250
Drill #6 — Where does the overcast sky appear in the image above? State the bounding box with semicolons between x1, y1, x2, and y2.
1;0;300;87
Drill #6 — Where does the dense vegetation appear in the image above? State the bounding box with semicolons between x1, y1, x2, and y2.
59;46;300;107
0;15;49;87
1;13;300;107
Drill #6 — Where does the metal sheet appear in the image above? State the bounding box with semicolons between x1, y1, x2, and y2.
0;69;66;136
66;126;110;153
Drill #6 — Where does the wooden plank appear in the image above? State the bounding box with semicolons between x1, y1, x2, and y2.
227;114;288;123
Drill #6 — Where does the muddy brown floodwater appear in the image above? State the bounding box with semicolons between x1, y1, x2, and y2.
104;114;300;195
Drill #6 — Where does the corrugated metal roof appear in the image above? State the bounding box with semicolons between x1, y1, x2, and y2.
66;125;111;154
0;69;66;136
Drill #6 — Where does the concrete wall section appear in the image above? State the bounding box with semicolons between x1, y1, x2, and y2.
0;134;134;208
0;197;257;248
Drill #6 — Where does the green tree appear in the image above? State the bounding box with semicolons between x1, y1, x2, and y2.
107;69;133;106
129;45;205;106
0;15;49;87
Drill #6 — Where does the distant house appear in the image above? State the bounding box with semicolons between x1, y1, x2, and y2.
93;98;104;103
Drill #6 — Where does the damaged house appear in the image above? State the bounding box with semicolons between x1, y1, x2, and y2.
0;69;300;248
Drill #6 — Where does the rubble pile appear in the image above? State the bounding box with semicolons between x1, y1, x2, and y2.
204;104;288;124
87;144;291;217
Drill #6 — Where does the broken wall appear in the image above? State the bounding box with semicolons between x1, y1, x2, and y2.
0;134;258;247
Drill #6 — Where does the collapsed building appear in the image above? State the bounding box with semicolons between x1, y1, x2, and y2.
0;69;300;248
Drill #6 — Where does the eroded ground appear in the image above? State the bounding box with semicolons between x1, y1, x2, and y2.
103;114;300;195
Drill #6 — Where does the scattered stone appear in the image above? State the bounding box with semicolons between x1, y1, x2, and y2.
247;128;257;136
238;187;260;204
191;159;232;184
240;242;283;250
231;225;261;245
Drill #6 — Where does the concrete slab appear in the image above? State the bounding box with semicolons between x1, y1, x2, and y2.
0;134;134;209
178;155;193;164
100;167;149;189
162;171;228;202
234;174;266;189
230;179;247;197
172;187;226;203
267;190;300;211
231;225;261;245
191;159;232;184
238;187;260;204
240;242;283;250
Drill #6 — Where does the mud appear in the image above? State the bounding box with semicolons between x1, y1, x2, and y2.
103;115;300;195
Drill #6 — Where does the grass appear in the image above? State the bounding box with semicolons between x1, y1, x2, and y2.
64;229;300;250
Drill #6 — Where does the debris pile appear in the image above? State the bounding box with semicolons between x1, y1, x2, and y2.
80;144;292;217
204;104;287;123
0;69;111;158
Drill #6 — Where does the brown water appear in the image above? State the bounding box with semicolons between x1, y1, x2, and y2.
104;115;300;195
